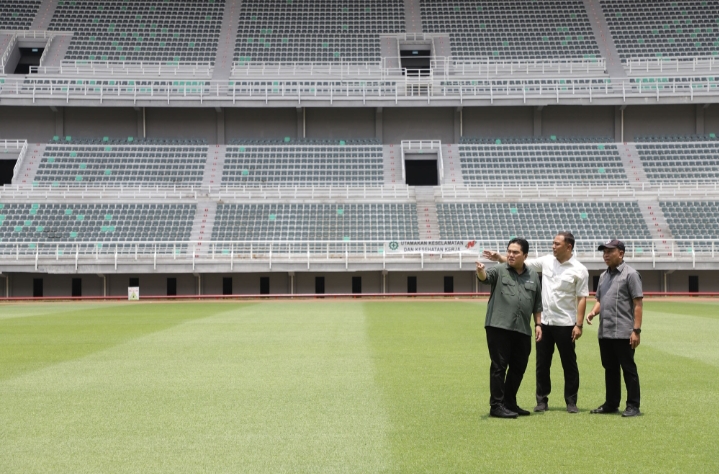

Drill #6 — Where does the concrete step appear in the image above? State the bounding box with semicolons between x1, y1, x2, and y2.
404;0;423;34
13;143;45;186
415;186;439;240
583;0;625;77
383;144;404;185
41;34;73;68
638;199;675;256
441;144;463;186
617;143;648;187
188;201;217;256
211;0;241;80
201;145;227;189
30;0;60;30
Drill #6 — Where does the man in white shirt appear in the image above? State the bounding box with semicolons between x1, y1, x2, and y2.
483;232;589;413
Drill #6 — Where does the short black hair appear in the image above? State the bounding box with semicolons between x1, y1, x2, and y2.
507;237;529;255
556;231;575;250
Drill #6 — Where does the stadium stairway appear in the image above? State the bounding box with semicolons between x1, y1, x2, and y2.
383;145;404;185
638;200;675;256
404;0;423;34
30;0;59;30
415;186;440;241
40;34;73;69
441;143;463;186
617;142;649;187
211;0;242;81
12;143;44;186
188;202;217;257
202;145;227;189
381;38;400;71
583;0;626;77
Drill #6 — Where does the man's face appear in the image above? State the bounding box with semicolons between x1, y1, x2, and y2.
506;243;527;270
552;235;572;260
602;248;624;268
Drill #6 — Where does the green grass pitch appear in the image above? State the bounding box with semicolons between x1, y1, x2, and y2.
1;299;718;473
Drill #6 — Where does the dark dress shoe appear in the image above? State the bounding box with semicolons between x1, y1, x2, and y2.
590;405;618;414
566;403;579;413
506;405;530;416
622;406;641;417
534;402;548;412
490;405;518;419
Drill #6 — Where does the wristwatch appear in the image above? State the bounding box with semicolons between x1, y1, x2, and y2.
633;328;642;335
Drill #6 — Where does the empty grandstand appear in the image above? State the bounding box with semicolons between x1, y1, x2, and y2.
0;0;41;30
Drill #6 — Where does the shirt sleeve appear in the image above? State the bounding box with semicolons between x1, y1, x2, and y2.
627;271;644;299
478;265;499;286
533;276;544;314
525;256;545;273
595;273;603;302
576;268;590;297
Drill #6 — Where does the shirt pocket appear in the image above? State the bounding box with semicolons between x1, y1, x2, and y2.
501;276;517;297
558;275;575;293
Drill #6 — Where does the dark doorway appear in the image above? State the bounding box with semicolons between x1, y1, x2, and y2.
14;48;44;74
260;277;270;295
407;276;417;294
0;160;16;185
444;276;454;293
593;275;600;292
315;276;325;294
400;49;431;76
129;277;140;287
71;278;82;297
167;278;177;296
405;159;438;186
352;276;362;294
223;277;233;295
689;275;699;293
33;278;43;297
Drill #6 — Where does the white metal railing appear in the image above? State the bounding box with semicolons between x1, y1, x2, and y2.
230;56;606;79
0;34;18;71
10;140;28;182
1;239;716;270
31;60;214;77
431;57;607;77
626;56;719;74
0;183;414;201
2;75;718;104
438;182;719;201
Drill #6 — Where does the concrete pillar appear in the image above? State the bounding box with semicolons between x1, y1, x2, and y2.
216;107;225;145
533;106;542;137
296;107;304;139
54;107;64;138
375;107;383;142
453;107;462;143
136;108;143;138
696;104;705;135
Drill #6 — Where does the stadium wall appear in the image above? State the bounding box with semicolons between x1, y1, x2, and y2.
5;271;719;298
2;104;710;144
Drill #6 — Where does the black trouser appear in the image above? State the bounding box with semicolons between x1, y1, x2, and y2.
598;338;641;409
486;326;532;409
536;324;579;406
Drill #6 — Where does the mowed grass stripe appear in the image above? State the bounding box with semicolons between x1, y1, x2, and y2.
0;302;390;474
0;302;226;382
365;301;719;473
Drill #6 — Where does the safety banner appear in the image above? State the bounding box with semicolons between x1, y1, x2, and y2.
384;240;480;254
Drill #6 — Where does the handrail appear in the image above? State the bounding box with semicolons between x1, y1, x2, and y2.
626;56;718;74
31;60;214;77
11;140;28;182
0;34;17;71
1;239;717;262
2;75;718;105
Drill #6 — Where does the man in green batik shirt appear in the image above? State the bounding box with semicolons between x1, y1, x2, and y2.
477;238;543;419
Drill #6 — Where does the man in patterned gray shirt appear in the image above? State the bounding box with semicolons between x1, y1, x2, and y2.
586;240;643;417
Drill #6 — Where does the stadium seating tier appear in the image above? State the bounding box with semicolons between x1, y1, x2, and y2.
0;1;41;30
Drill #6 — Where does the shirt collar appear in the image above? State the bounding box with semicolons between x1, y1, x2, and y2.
607;262;626;274
507;263;527;274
